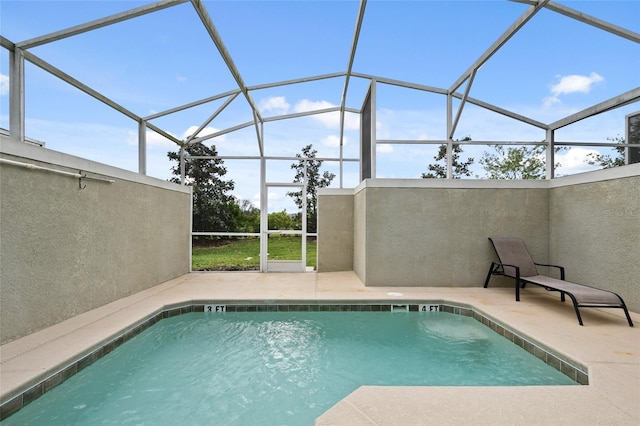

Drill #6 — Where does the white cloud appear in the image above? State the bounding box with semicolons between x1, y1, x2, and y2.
295;99;338;128
343;111;360;130
123;125;226;149
182;125;225;141
294;99;334;113
292;100;359;130
321;134;348;147
257;97;359;130
147;131;179;148
374;108;443;141
375;109;393;139
268;191;282;200
552;72;604;95
555;147;601;175
260;96;290;115
0;74;8;96
266;190;299;212
377;143;393;153
544;72;604;107
542;96;562;108
125;129;177;148
176;74;187;82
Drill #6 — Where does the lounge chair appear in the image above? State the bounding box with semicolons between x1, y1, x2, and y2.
484;237;633;327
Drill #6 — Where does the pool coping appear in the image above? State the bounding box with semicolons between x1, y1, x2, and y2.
0;300;588;420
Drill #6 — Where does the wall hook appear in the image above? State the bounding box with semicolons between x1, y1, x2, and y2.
79;171;87;190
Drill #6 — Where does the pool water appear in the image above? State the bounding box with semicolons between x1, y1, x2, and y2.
4;311;576;425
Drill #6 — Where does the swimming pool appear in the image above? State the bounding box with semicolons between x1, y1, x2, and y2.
2;306;578;425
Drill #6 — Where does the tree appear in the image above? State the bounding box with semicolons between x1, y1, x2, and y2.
585;135;626;169
287;144;336;233
168;142;236;232
268;210;296;230
237;199;260;233
479;144;557;179
422;136;474;178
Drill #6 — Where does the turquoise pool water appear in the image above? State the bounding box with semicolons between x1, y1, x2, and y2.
4;311;576;425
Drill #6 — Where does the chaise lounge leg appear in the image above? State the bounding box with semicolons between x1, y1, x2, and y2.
574;307;584;326
484;262;496;288
567;294;584;326
622;306;634;327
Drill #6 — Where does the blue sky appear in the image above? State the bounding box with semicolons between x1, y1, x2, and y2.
1;0;639;212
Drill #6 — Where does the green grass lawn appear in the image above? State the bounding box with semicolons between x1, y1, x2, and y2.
192;236;317;271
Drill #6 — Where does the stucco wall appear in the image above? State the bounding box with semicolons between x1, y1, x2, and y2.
549;165;640;312
0;137;192;344
353;188;367;282
317;166;639;312
316;190;354;272
358;180;549;287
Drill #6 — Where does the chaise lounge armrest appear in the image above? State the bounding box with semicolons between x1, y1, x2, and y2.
483;261;527;300
533;262;565;280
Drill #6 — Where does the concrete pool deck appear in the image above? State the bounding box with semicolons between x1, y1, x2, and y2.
1;271;638;425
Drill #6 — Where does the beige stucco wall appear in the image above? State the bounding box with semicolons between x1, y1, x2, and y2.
318;179;549;287
549;165;640;312
0;137;192;344
353;188;367;283
357;180;549;287
316;190;354;272
317;166;639;312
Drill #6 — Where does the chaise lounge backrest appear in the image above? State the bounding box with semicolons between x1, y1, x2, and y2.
489;237;538;278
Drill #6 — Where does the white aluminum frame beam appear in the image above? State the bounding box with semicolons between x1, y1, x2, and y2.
265;107;343;122
248;72;346;91
352;72;447;95
351;71;547;130
143;89;241;121
189;0;266;156
191;121;255;144
8;44;25;142
450;91;548;130
3;36;182;173
189;105;352;145
190;106;360;146
23;50;139;122
546;128;555;179
190;0;263;125
145;122;182;145
138;121;147;175
191;155;360;162
511;0;640;43
449;0;549;94
445;0;550;172
549;87;640;131
22;48;181;147
185;93;240;144
449;69;477;139
339;0;367;145
370;140;640;148
337;0;367;188
16;0;189;49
